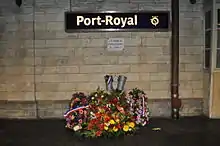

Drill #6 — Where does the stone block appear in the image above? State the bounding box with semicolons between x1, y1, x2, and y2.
43;57;77;66
105;32;131;38
192;89;203;98
157;63;170;72
47;22;64;31
180;55;202;64
140;55;170;64
123;73;139;81
79;65;103;73
147;90;170;99
24;40;46;48
103;65;130;73
139;73;150;81
0;92;34;100
36;83;76;92
56;66;79;74
192;81;203;89
147;99;171;117
139;3;170;11
126;81;150;90
45;39;67;48
184;46;203;55
99;3;139;11
67;57;85;65
35;74;66;83
0;82;34;92
180;72;203;81
150;81;170;90
75;48;105;57
78;33;104;39
36;92;68;100
149;73;170;81
118;56;140;64
184;63;202;72
88;74;106;82
123;37;142;47
66;74;89;82
35;22;47;30
76;82;105;92
131;32;155;38
36;83;59;92
122;47;141;56
140;47;163;55
66;39;105;48
35;48;74;57
56;31;78;39
3;66;34;75
142;37;170;47
130;64;158;73
84;56;118;65
180;98;203;116
179;89;193;98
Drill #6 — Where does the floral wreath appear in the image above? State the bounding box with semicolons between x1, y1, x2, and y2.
64;88;150;138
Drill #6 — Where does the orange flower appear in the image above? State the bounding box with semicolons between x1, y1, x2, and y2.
95;113;102;117
87;123;93;130
104;115;110;122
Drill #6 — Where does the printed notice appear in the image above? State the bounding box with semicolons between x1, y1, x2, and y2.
107;38;124;51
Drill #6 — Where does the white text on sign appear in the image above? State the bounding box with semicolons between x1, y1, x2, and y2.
76;15;138;28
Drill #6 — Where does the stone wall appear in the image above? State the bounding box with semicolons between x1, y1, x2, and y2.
0;0;204;118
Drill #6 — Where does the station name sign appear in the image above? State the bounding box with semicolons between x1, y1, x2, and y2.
65;11;170;32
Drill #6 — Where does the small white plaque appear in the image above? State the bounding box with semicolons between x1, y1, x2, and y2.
107;38;124;51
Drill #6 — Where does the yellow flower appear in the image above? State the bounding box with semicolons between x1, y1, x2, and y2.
128;122;135;128
115;119;120;123
113;126;118;132
123;125;129;132
104;126;108;130
109;119;115;124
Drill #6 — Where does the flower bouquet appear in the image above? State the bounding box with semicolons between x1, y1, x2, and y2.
126;88;150;126
64;92;90;131
81;89;137;138
64;88;150;138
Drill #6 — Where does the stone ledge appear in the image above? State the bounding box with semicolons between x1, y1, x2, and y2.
0;98;203;119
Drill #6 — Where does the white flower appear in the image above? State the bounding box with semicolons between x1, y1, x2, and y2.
73;125;81;131
91;97;95;100
95;94;98;97
101;95;104;98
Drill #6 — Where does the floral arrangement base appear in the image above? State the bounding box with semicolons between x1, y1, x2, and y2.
64;88;150;138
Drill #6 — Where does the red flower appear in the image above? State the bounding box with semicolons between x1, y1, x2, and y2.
112;98;118;104
104;116;110;122
116;124;121;129
78;119;82;124
87;123;93;130
98;124;104;130
81;98;87;105
95;131;102;137
79;109;83;114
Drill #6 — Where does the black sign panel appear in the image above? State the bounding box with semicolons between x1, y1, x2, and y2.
65;11;170;32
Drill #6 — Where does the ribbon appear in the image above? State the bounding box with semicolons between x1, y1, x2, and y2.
142;95;145;116
107;76;111;85
64;105;89;118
